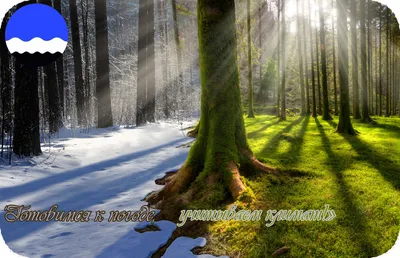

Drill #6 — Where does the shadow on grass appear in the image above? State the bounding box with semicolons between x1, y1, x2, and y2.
326;120;400;189
277;116;310;167
247;117;281;139
315;118;378;255
259;116;305;156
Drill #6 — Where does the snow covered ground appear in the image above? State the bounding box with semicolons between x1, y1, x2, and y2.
0;122;227;258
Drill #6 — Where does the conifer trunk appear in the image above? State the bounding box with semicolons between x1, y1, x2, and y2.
247;0;255;118
332;0;338;116
360;0;372;123
319;0;332;120
336;0;355;135
308;0;317;117
350;0;360;119
296;0;306;116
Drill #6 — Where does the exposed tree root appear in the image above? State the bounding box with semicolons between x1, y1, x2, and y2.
187;123;199;138
227;161;246;200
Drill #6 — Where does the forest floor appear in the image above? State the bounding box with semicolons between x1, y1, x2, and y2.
0;116;399;258
200;115;400;258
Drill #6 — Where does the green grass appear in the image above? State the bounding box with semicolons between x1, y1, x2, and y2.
203;115;400;258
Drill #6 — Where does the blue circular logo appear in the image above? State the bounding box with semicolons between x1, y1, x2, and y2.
5;3;68;66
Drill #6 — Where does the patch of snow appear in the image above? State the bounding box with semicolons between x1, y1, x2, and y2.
0;122;194;258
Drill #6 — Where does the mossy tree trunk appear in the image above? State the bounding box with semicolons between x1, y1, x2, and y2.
336;0;355;135
318;0;332;120
247;0;255;118
147;0;276;206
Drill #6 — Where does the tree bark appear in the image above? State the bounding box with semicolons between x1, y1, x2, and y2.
296;0;306;116
95;0;114;128
280;0;287;120
277;0;281;116
308;0;317;117
1;13;12;157
146;0;276;207
247;0;255;118
54;0;64;118
146;0;156;122
385;7;390;117
319;0;332;120
350;0;360;119
314;4;322;116
69;0;85;126
302;0;310;115
379;6;383;116
332;0;338;116
360;0;372;123
336;0;355;135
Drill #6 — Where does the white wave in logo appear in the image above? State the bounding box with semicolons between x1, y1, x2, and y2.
5;37;68;54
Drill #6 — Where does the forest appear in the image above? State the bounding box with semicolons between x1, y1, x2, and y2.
0;0;399;257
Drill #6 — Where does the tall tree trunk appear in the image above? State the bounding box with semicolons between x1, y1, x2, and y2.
146;0;156;122
146;0;276;207
302;0;310;115
315;5;322;116
308;0;317;117
350;0;360;119
95;0;113;128
171;0;183;97
277;0;281;116
385;7;390;117
259;3;265;103
360;0;372;123
319;0;332;120
13;1;42;156
13;62;42;156
247;0;255;118
1;13;12;157
158;0;169;119
379;7;383;116
367;0;373;115
81;0;91;127
332;0;339;116
137;0;148;125
54;0;64;118
296;0;306;116
69;0;85;126
375;27;378;115
336;0;355;135
280;0;287;120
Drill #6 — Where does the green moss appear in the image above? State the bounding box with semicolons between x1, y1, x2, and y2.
201;115;400;258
